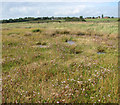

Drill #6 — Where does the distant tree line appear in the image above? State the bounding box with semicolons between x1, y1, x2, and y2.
85;14;116;19
0;16;86;23
85;16;115;19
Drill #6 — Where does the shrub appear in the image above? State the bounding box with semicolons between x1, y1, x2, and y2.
55;30;70;35
36;42;47;45
70;46;83;54
76;32;85;36
32;29;42;33
97;46;106;53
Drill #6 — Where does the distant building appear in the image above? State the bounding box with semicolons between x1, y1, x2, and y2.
104;16;110;19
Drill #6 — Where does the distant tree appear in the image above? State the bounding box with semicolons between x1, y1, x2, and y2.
102;14;104;18
80;16;83;19
86;17;91;19
9;19;14;23
92;17;95;19
51;16;54;19
43;17;49;20
111;16;114;18
98;16;100;18
1;16;86;23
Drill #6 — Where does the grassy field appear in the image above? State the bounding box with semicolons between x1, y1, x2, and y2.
2;21;118;103
85;18;118;22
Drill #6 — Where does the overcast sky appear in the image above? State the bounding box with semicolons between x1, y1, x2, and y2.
0;1;119;20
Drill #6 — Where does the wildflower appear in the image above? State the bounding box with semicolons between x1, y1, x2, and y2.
65;85;69;89
75;90;79;93
71;79;74;81
61;81;66;83
8;75;10;77
57;101;59;103
77;81;83;84
83;88;85;91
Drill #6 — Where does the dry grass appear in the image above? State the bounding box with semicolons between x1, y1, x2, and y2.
2;21;118;103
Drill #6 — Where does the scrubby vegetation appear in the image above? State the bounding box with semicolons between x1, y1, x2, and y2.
2;21;118;103
32;29;42;33
1;16;86;23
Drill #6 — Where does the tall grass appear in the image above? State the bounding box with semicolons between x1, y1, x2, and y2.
2;21;118;103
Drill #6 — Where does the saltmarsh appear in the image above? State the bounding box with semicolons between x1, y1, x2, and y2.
2;21;118;103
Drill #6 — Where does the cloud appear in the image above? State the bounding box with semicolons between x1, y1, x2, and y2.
9;7;29;13
54;5;86;16
1;2;118;19
2;0;120;2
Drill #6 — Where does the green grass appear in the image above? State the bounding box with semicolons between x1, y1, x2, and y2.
2;21;118;103
86;18;118;22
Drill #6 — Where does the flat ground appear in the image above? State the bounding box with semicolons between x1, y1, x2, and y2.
2;21;118;103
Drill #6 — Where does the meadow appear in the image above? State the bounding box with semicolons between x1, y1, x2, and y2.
85;18;118;22
2;20;118;103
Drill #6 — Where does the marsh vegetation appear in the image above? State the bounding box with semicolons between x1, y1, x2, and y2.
2;20;118;103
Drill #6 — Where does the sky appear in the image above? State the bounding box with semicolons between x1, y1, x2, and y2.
0;1;119;20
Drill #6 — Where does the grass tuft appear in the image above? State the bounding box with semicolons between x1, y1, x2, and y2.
32;29;42;33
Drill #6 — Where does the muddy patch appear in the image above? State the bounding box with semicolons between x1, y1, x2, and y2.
67;41;75;45
97;52;106;54
32;42;49;48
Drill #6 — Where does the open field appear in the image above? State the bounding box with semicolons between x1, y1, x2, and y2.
2;21;118;103
85;18;118;22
